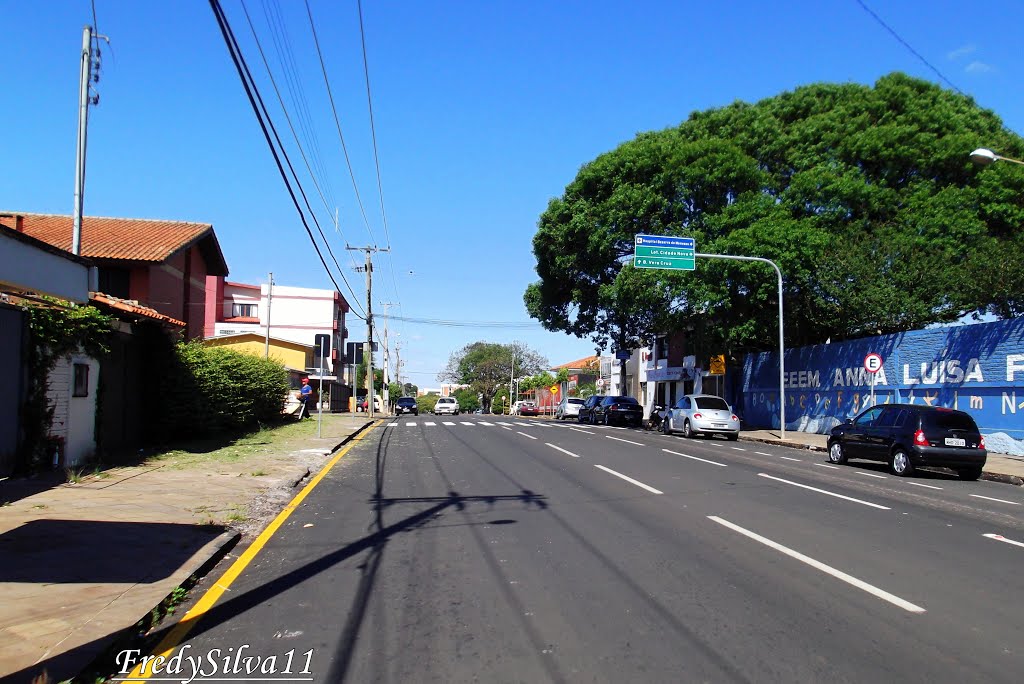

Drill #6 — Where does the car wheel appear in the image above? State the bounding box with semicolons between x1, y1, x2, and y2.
604;413;611;426
957;466;983;481
727;432;739;441
683;419;693;438
890;448;914;477
662;416;671;435
827;441;847;464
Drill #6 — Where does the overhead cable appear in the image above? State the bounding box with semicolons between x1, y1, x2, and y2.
209;0;366;320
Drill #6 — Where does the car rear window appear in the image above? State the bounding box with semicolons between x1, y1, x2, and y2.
567;398;584;405
608;396;639;405
694;397;729;410
924;410;978;432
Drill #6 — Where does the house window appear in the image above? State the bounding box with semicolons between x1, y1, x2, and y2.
232;303;258;318
73;363;90;397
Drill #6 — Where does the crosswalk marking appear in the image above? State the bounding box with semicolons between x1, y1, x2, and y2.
406;422;417;426
424;421;436;426
443;421;456;426
460;422;474;426
479;421;495;426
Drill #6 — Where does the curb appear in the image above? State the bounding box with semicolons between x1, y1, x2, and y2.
69;529;241;683
739;435;1023;486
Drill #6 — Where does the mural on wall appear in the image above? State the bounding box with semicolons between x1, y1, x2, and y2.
740;318;1024;455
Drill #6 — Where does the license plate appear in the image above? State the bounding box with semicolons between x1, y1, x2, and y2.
714;423;727;428
945;437;966;447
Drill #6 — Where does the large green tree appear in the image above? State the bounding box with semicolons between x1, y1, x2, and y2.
526;73;1024;359
439;341;548;413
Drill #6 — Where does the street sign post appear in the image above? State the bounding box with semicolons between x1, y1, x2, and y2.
634;235;695;271
864;353;883;408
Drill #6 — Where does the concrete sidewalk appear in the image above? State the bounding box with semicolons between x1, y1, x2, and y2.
740;429;1024;484
0;414;374;684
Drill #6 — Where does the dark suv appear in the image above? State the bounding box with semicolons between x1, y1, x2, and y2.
827;404;987;480
395;397;418;416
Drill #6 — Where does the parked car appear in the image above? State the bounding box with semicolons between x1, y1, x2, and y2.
591;395;643;426
555;397;585;420
827;404;987;479
513;401;539;416
664;394;740;440
395;397;418;416
357;395;383;412
433;396;460;416
577;395;602;423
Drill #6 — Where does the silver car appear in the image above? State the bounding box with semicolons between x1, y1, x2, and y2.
554;397;585;420
663;394;740;440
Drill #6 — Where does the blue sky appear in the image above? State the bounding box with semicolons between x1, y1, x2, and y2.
3;1;1023;386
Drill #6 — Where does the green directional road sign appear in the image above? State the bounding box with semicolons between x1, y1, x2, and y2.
633;235;695;270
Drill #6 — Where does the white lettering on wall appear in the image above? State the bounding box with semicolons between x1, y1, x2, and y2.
903;358;984;386
1007;354;1024;382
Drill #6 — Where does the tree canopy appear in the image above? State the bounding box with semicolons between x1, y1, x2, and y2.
525;72;1024;358
439;341;548;412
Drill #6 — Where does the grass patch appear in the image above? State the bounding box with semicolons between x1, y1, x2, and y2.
250;469;268;477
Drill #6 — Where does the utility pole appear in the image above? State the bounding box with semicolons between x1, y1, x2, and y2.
347;245;389;419
264;272;273;359
72;26;107;255
380;302;396;412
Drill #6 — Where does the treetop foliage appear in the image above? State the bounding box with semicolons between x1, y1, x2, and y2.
526;72;1024;356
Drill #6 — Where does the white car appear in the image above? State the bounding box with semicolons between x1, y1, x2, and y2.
663;394;740;440
434;396;460;416
555;397;585;420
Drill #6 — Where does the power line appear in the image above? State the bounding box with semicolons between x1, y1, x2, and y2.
379;314;543;329
209;0;366;320
304;0;377;247
354;0;405;346
853;0;966;96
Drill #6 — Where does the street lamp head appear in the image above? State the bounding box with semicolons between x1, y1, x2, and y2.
970;148;998;166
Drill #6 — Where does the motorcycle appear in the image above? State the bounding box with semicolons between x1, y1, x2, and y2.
645;404;665;431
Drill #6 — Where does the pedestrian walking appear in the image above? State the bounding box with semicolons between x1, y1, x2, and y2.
298;377;313;419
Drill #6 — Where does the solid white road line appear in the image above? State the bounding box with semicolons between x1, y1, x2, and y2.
569;427;592;435
424;421;436;426
517;431;538;440
855;471;887;479
606;435;644;446
971;494;1020;506
983;533;1024;549
546;443;580;458
662;449;727;467
758;473;891;510
780;456;802;462
594;465;663;494
814;463;841;470
907;481;942;490
708;516;926;614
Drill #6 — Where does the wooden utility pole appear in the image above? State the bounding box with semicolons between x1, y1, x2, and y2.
347;245;389;418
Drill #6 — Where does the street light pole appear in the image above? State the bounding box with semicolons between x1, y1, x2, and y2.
696;252;786;440
970;148;1024;167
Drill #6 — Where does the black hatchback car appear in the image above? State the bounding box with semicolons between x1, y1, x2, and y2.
395;397;418;416
827;404;987;480
577;395;602;424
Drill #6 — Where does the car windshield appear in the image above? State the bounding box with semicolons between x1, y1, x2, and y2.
398;398;415;405
694;397;729;410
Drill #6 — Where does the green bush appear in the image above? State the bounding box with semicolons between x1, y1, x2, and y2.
153;342;289;439
417;395;438;414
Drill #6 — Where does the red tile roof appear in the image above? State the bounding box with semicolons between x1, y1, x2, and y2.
91;292;185;327
0;212;224;267
552;355;600;370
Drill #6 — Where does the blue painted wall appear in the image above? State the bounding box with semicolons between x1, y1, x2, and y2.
739;319;1024;451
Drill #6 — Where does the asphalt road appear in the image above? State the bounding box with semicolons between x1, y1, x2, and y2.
165;417;1024;683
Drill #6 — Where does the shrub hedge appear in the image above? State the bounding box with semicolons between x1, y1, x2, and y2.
152;342;290;440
